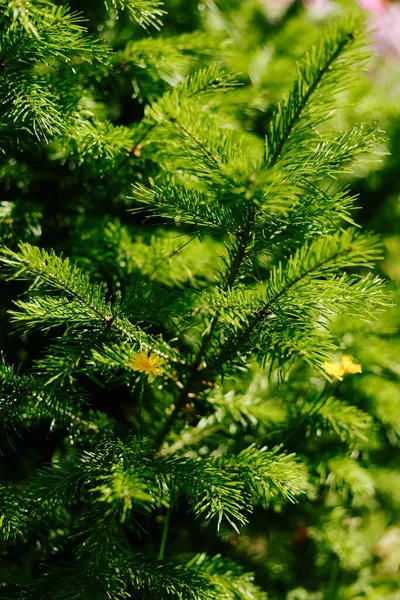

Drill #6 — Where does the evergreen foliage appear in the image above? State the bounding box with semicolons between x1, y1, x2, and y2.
0;0;398;598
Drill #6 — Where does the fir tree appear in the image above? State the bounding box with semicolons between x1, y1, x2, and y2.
0;1;398;599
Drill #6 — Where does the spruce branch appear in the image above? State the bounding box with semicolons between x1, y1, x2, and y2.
34;331;110;390
0;2;108;142
265;19;367;169
0;351;90;418
293;123;386;181
0;243;174;348
0;243;112;318
0;244;180;393
128;552;267;600
154;207;256;448
33;436;161;514
68;119;137;163
155;64;239;106
160;378;288;455
153;21;374;446
304;396;373;444
48;551;260;600
152;16;384;449
256;186;358;253
131;182;238;233
135;66;240;174
128;557;215;600
33;434;307;537
177;230;386;416
105;0;165;29
261;229;383;308
147;103;244;185
117;32;227;98
153;453;250;531
186;553;268;600
0;72;67;140
216;445;309;506
0;3;106;64
0;484;29;543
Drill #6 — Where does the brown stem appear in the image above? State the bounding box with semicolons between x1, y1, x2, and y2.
154;214;255;450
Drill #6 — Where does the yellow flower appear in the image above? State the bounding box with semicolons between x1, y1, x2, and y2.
323;354;362;380
129;351;164;382
340;355;362;375
323;360;345;381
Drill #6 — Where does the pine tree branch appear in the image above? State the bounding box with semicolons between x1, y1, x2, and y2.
0;244;179;391
154;213;255;449
210;231;383;374
105;0;165;29
264;21;366;169
169;115;221;167
154;24;367;448
155;24;368;448
266;31;355;168
129;65;237;152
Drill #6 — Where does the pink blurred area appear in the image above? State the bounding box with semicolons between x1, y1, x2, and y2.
270;0;400;57
356;0;400;57
370;5;400;57
357;0;387;12
304;0;335;17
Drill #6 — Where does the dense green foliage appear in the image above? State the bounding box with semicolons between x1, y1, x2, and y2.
1;1;399;598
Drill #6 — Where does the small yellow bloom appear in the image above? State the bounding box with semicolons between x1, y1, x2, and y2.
323;354;362;380
129;351;164;383
323;361;345;381
340;355;362;375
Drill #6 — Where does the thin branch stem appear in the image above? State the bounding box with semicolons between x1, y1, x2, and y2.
158;506;171;561
138;376;145;440
154;215;254;450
